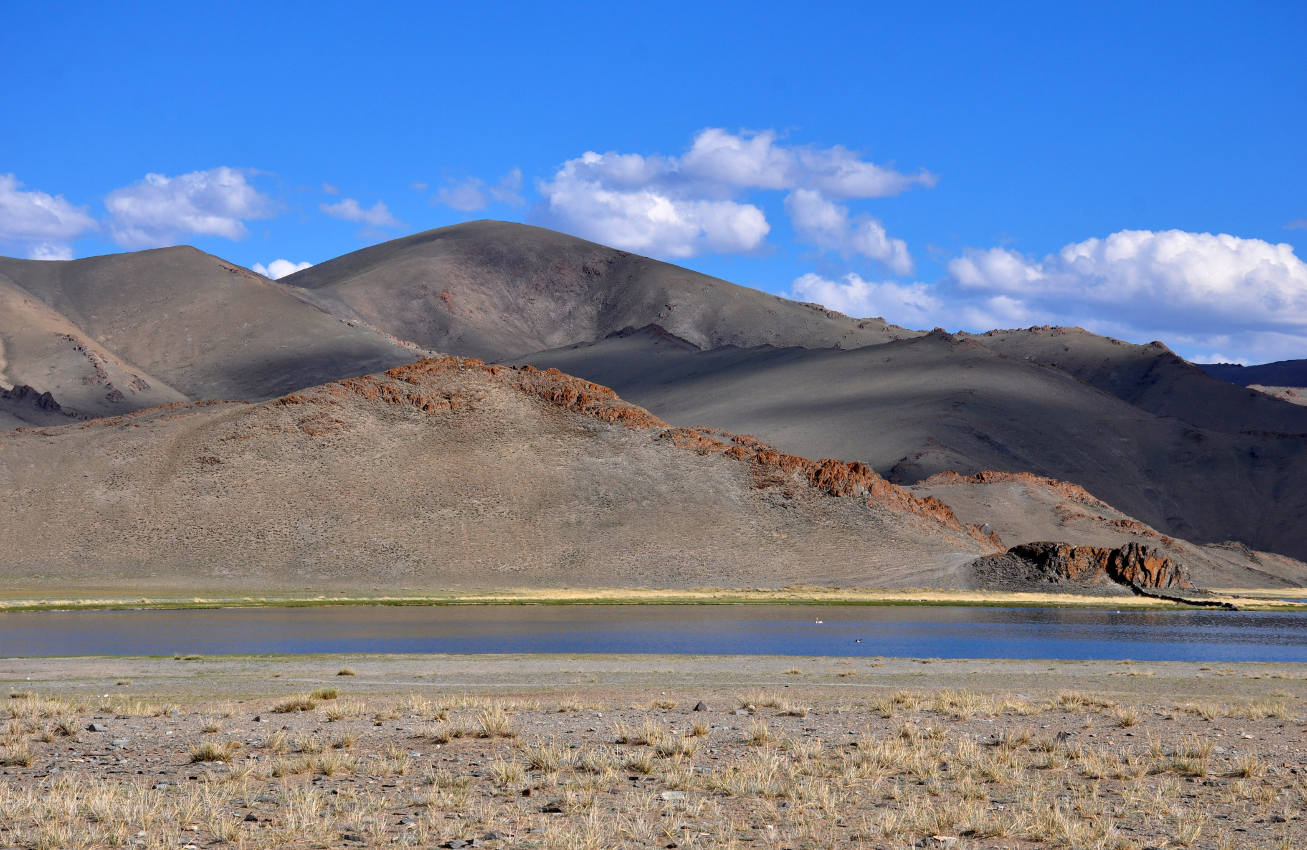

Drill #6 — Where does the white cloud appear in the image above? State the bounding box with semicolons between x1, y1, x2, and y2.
533;129;931;259
678;128;936;197
785;189;913;275
943;229;1307;363
948;245;1045;290
948;230;1307;332
537;155;769;258
105;167;274;249
433;168;525;212
253;259;312;279
322;182;340;195
790;272;942;327
1288;218;1307;231
0;173;97;258
319;198;400;228
435;179;488;212
27;242;75;261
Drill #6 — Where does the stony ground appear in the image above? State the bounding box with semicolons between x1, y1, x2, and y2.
1;654;1305;849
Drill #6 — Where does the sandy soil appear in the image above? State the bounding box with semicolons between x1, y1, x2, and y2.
2;654;1305;849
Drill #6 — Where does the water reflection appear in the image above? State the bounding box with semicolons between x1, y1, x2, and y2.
1;605;1306;661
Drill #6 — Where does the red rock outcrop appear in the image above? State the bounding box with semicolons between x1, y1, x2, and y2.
1001;541;1189;589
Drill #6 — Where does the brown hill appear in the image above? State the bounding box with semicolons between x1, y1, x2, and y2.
0;358;1000;594
522;327;1307;563
280;220;917;360
0;247;428;410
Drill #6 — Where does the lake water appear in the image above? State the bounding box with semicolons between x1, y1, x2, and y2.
3;605;1307;661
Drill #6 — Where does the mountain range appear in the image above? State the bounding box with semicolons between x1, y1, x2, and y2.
2;220;1304;592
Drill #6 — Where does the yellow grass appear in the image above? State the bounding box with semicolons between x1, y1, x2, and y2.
4;584;1299;612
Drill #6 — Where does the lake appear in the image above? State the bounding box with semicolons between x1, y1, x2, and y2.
3;605;1307;661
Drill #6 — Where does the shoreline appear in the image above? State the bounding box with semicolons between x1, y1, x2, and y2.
2;585;1305;613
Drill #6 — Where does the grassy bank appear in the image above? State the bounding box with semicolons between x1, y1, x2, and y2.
1;585;1303;613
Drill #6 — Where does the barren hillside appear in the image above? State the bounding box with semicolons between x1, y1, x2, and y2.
0;358;997;594
0;247;427;409
523;327;1307;561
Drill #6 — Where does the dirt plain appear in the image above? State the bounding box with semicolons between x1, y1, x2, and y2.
2;653;1305;849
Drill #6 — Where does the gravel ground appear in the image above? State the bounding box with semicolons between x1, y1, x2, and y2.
1;654;1305;849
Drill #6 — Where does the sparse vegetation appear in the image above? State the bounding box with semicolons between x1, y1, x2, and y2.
0;660;1302;849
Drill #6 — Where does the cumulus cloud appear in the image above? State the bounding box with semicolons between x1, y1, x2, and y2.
434;168;525;212
785;189;913;274
791;272;941;327
948;230;1307;334
533;129;931;259
0;173;97;258
319;198;400;228
253;259;312;279
942;229;1307;362
105;167;274;249
678;129;936;197
537;152;769;258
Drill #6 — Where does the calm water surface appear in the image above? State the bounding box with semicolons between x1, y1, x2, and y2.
3;605;1307;661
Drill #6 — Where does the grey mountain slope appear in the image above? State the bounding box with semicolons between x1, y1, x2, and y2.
0;272;188;422
0;248;427;407
280;220;918;360
521;326;1307;562
962;327;1307;436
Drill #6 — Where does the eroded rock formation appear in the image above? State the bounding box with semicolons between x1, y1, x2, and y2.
971;540;1190;592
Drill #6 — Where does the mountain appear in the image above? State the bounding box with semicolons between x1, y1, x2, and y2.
0;358;999;594
3;222;1305;583
1199;359;1307;388
0;247;427;415
280;220;917;360
521;326;1307;561
962;327;1307;436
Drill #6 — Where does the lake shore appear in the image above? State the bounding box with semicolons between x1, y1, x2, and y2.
2;654;1305;848
2;584;1304;613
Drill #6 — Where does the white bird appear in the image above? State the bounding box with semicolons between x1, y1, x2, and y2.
814;617;823;624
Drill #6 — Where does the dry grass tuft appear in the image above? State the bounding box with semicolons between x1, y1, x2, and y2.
188;740;240;763
271;695;318;713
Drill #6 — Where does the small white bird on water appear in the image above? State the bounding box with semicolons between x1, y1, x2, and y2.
814;617;823;624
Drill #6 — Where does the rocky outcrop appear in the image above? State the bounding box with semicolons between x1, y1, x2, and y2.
971;541;1190;592
1;384;66;413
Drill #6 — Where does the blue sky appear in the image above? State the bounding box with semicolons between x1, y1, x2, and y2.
2;1;1305;363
